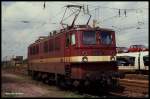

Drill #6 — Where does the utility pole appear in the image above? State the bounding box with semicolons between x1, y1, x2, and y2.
93;19;97;28
6;56;8;67
138;51;141;74
43;2;46;9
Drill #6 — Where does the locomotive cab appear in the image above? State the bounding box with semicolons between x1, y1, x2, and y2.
64;26;118;82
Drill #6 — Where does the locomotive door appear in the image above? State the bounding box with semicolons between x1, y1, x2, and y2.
64;32;71;78
64;32;76;62
65;32;71;63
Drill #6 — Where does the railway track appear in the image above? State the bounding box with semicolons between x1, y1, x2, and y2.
3;66;149;97
125;74;149;80
110;78;149;97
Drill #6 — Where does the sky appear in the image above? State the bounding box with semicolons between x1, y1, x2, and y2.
2;1;148;60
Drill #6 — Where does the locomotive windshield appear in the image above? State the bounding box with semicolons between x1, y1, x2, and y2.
83;31;96;45
100;31;112;44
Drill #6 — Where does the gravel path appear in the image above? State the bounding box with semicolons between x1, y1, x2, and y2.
2;71;83;98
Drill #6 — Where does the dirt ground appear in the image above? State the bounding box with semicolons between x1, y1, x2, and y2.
2;70;85;98
2;66;148;98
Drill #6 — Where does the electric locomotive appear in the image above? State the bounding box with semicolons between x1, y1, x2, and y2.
27;5;121;91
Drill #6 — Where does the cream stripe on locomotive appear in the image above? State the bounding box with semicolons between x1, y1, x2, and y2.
29;56;116;63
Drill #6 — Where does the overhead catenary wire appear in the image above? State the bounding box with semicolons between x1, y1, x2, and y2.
88;3;148;22
2;2;148;60
3;2;148;31
3;2;148;33
90;4;148;11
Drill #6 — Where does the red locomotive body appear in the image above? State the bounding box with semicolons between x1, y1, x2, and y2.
28;25;121;90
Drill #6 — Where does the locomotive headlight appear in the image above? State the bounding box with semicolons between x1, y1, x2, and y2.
111;56;116;61
82;56;88;62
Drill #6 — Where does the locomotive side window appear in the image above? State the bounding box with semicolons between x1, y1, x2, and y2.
30;47;32;55
32;46;34;55
44;41;48;53
29;47;31;55
55;38;60;50
83;31;96;45
100;31;112;45
36;45;39;54
29;44;39;55
49;39;53;52
34;46;36;54
71;33;76;45
143;55;149;66
32;46;35;55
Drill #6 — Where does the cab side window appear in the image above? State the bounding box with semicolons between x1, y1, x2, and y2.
71;33;76;45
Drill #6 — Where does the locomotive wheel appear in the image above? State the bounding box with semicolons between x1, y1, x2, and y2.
112;79;119;89
44;79;49;84
58;79;67;89
43;75;49;84
72;80;81;91
32;71;36;80
34;72;39;81
48;79;55;85
42;73;48;84
83;80;91;93
37;72;42;81
28;70;31;76
73;80;79;88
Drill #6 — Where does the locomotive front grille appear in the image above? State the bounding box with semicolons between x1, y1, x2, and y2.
92;50;102;56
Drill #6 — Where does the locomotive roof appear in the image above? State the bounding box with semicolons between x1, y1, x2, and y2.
29;25;114;47
63;25;114;31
